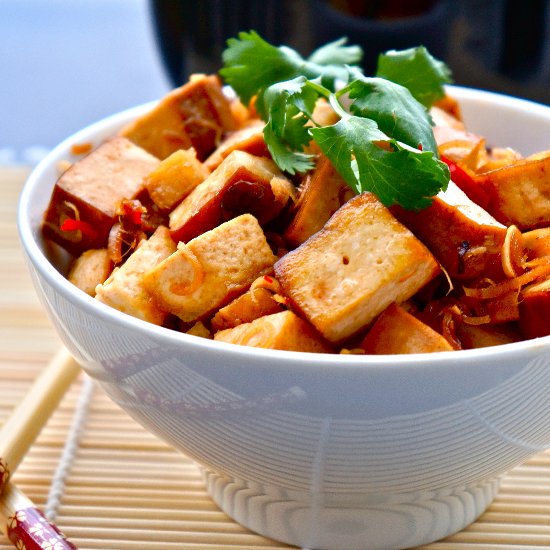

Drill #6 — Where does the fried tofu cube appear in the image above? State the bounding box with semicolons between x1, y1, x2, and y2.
68;249;113;297
42;136;159;256
430;105;465;132
274;193;440;343
144;148;210;211
210;282;283;331
484;152;550;229
143;214;276;322
457;323;520;349
284;155;355;247
432;94;463;122
95;226;176;324
360;303;453;354
120;74;237;160
204;119;268;171
214;311;333;353
169;150;296;243
392;181;507;281
303;99;340;155
186;321;212;339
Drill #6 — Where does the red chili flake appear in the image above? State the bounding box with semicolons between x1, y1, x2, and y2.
117;199;146;226
60;218;96;239
264;276;273;284
128;208;142;225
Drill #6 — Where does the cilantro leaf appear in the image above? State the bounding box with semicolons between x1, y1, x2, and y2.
376;46;452;108
220;31;362;116
264;124;315;174
305;38;364;87
345;77;438;154
220;31;303;109
309;117;385;189
261;77;319;174
307;37;363;66
263;77;317;150
310;116;449;209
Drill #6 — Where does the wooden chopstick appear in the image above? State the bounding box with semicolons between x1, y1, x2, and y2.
0;347;80;489
0;347;81;548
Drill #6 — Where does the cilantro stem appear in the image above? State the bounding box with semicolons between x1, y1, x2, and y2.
328;92;349;120
303;79;331;99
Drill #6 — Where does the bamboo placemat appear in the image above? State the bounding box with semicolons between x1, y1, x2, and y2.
2;164;550;549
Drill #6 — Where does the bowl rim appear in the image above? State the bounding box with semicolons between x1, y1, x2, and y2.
17;85;550;371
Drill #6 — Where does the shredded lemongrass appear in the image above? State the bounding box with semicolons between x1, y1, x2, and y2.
501;225;524;278
464;264;550;299
169;244;205;296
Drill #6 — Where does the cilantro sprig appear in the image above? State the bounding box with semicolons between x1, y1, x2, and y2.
221;31;362;116
220;31;452;210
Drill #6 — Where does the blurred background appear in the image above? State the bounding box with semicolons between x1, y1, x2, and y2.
0;0;171;165
2;0;549;166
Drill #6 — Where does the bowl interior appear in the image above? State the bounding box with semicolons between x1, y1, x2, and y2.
17;86;550;370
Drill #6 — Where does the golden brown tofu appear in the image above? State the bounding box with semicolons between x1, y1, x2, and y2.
169;150;296;243
210;282;283;331
303;99;340;155
275;193;440;343
478;147;523;173
144;148;210;211
228;96;253;127
284;155;354;247
143;214;276;323
484;152;550;229
186;321;212;339
120;74;237;160
430;105;465;132
68;249;113;297
204;119;268;171
95;226;176;325
42;137;159;256
360;303;453;354
214;310;333;353
432;94;463;121
456;323;521;349
392;181;507;281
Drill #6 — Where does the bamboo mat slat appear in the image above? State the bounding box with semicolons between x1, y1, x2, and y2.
2;165;550;550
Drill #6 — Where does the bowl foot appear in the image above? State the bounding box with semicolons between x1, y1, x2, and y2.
204;469;499;550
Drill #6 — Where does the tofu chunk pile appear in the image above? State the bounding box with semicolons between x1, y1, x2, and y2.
42;75;550;354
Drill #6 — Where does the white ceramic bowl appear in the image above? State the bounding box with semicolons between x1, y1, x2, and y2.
18;87;550;550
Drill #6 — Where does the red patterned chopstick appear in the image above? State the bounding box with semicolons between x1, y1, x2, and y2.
0;348;81;549
1;483;77;549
